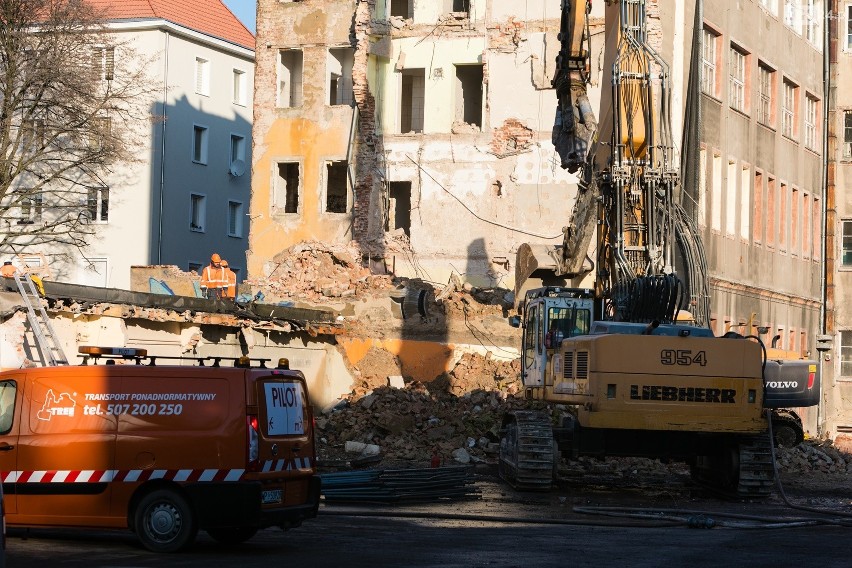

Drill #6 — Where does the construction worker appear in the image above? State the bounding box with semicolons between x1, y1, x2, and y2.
200;253;226;299
0;261;16;278
221;259;237;300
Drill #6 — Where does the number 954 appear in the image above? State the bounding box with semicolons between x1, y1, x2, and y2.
660;349;707;366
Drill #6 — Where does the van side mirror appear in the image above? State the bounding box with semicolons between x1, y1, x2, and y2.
508;315;521;328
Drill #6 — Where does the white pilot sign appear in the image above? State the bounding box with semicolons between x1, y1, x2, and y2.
264;382;305;435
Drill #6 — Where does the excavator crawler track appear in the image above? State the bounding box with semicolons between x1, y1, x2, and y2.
692;435;775;499
499;411;555;491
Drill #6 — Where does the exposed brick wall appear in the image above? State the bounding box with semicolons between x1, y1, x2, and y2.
490;118;534;158
353;0;382;256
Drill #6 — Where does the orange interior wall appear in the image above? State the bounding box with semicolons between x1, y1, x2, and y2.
338;337;456;383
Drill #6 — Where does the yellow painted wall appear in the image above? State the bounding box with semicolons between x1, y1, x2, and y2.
248;115;352;276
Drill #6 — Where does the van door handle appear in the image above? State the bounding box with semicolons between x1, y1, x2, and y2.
0;443;14;451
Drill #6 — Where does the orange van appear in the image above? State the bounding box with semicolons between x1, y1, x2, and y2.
0;347;320;552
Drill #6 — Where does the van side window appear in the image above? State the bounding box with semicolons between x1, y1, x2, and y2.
0;381;16;433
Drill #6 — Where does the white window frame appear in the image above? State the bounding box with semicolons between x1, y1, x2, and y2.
845;110;852;159
758;64;773;126
841;330;852;377
701;27;719;98
87;186;109;224
190;193;206;232
192;124;209;164
784;0;799;32
804;95;818;150
782;79;797;139
195;57;210;96
227;200;244;238
760;0;779;16
729;46;746;113
233;68;247;106
92;46;115;81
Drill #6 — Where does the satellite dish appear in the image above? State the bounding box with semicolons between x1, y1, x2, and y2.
229;159;246;177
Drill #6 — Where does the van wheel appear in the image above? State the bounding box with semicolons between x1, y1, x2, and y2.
134;489;198;553
206;526;259;545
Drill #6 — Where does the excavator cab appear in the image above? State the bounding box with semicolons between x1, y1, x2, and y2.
516;287;595;390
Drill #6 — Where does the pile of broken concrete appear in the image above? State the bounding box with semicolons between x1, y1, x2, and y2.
247;240;394;302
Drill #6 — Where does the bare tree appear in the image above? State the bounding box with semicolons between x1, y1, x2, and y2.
0;0;155;256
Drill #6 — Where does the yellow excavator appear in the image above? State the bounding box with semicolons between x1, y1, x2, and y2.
500;0;818;497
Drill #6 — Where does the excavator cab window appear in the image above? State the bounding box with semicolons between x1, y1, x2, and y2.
545;307;592;349
524;304;539;366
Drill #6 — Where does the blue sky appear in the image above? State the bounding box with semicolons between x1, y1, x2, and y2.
223;0;256;33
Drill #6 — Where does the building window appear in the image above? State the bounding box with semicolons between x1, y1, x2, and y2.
230;134;246;175
233;69;247;106
701;27;720;98
17;191;42;225
726;158;737;237
740;164;751;240
87;187;109;223
841;331;852;377
325;161;349;213
757;63;774;127
782;79;798;139
400;69;425;133
848;5;852;50
328;48;354;106
190;193;206;231
275;162;300;214
92;46;114;81
729;46;746;112
21;118;45;151
388;181;412;236
779;182;788;251
195;57;210;96
843;220;852;265
845;111;852;159
193;125;208;164
89;116;110;151
227;201;243;237
784;0;799;32
814;197;821;260
760;0;778;15
803;192;811;258
711;152;722;232
805;95;819;150
805;0;820;44
766;177;776;247
753;171;763;243
791;187;800;254
390;0;413;18
445;0;470;12
188;262;202;274
455;65;483;128
278;50;303;108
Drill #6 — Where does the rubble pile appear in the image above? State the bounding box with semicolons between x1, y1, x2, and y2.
349;347;405;398
776;438;852;476
248;240;394;302
316;382;548;466
436;352;521;397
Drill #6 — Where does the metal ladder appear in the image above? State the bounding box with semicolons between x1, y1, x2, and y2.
13;272;68;366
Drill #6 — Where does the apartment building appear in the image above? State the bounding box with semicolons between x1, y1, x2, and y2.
696;0;825;433
28;1;255;289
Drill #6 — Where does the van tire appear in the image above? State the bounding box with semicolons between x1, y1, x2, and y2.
134;489;198;553
206;526;259;545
